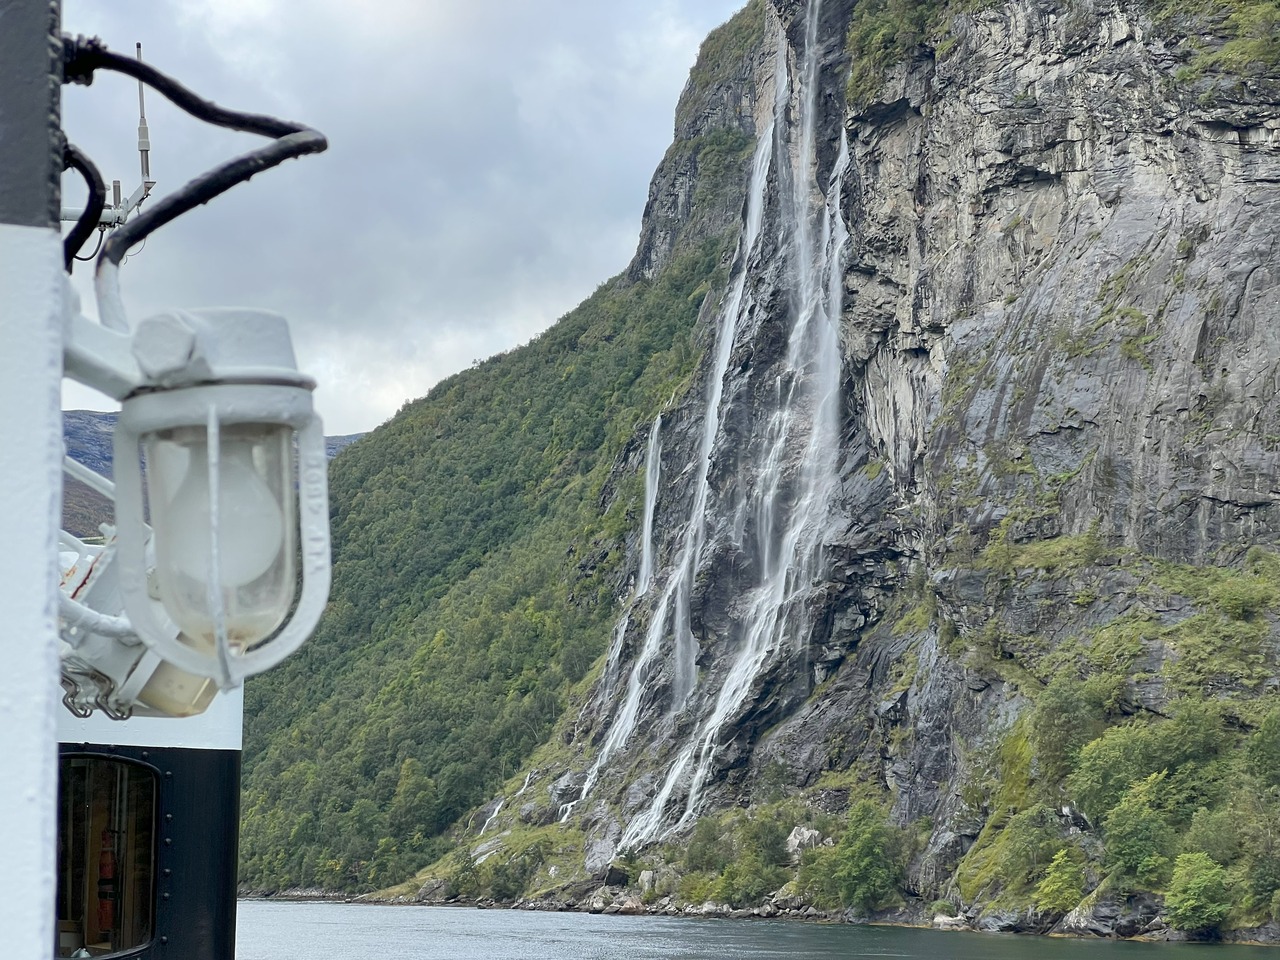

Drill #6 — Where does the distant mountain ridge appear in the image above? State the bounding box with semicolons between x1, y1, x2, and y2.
61;410;362;537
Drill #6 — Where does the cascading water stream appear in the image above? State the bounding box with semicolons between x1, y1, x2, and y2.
636;415;663;596
560;415;665;821
598;415;664;707
620;0;850;849
560;91;784;822
479;798;504;836
665;48;787;712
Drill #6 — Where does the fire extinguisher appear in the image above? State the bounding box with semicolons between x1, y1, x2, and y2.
97;829;117;932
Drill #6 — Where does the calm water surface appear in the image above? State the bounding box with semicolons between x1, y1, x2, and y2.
237;901;1277;960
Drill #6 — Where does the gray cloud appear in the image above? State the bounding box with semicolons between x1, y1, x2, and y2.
61;0;747;434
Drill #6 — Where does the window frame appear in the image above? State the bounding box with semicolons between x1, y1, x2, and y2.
56;752;160;960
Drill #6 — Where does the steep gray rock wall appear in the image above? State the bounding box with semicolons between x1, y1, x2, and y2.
847;0;1280;564
823;0;1280;907
497;0;1280;928
626;2;767;282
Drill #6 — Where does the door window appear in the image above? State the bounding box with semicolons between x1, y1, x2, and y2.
56;757;157;957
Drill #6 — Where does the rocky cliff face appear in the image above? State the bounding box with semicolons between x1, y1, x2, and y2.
817;0;1280;909
627;3;766;282
463;0;1280;935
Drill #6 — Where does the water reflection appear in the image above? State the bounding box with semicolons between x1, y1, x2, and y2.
237;902;1277;960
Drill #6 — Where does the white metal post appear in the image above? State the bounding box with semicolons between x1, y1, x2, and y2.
0;0;65;951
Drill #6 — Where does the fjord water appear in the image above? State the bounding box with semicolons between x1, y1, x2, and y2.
237;902;1277;960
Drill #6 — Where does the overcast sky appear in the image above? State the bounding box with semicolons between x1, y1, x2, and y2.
61;0;747;435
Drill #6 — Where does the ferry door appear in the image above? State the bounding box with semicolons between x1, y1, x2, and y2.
55;744;241;960
56;755;157;957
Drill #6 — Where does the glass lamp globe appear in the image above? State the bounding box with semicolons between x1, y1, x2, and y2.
145;422;296;651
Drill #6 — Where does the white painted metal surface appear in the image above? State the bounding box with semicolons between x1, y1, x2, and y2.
63;301;332;697
0;223;65;953
57;686;245;751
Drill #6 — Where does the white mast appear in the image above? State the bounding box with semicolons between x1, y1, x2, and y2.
0;1;64;950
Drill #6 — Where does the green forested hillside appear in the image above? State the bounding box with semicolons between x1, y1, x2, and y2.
235;0;768;881
239;237;736;890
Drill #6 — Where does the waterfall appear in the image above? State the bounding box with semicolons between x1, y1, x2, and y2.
479;798;504;836
561;414;667;819
599;414;663;705
560;35;785;825
636;415;663;596
665;20;791;714
599;415;663;706
620;0;849;849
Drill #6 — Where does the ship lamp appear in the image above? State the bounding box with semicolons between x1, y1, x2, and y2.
53;35;330;718
110;308;331;696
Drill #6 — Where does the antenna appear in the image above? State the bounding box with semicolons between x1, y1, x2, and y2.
59;42;157;235
109;42;157;262
137;43;152;187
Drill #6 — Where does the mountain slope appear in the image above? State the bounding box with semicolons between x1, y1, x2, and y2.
412;0;1280;939
238;1;765;893
242;0;1280;939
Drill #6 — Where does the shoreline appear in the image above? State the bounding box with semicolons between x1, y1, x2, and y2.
239;891;1280;947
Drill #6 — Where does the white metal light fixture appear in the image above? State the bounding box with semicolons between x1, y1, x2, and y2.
111;309;331;692
51;35;331;719
60;305;331;717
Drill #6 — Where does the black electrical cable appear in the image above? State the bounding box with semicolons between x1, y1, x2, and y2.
74;229;105;262
61;35;327;269
98;129;324;270
62;142;106;271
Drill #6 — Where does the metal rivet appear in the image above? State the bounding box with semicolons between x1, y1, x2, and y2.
141;751;149;759
165;813;173;821
164;837;172;846
163;868;171;877
160;936;168;945
162;892;170;900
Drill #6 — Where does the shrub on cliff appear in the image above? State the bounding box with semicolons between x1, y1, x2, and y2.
1165;853;1232;932
1247;706;1280;790
1069;702;1226;824
1103;773;1175;886
800;800;903;912
1029;673;1111;787
1033;848;1087;914
713;853;789;908
685;817;730;874
680;808;794;908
